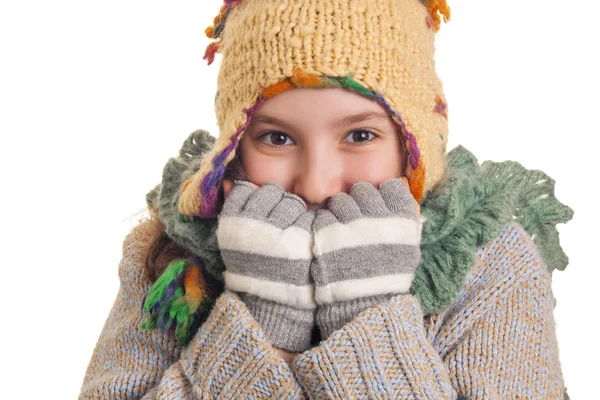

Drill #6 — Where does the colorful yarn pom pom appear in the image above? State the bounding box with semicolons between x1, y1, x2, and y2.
140;258;209;345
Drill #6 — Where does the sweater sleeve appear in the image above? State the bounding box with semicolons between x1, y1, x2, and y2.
153;290;306;399
80;225;305;399
291;223;568;399
79;228;180;399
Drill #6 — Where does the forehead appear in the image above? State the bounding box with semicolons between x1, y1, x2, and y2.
250;87;393;128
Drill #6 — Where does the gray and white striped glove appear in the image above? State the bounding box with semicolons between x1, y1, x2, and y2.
217;180;316;352
311;178;425;339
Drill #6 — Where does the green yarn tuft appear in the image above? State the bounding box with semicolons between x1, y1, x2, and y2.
142;259;188;313
139;256;213;345
337;75;376;99
170;298;191;323
157;287;185;330
140;314;157;330
175;315;193;345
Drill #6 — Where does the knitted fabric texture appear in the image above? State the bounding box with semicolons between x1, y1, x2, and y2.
140;257;214;345
145;130;573;333
413;143;574;313
146;131;222;279
292;223;567;399
80;230;304;399
80;221;571;399
178;0;452;217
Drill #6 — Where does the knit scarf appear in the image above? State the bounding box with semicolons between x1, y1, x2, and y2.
143;129;573;344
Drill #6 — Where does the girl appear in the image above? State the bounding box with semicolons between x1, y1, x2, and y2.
80;0;573;398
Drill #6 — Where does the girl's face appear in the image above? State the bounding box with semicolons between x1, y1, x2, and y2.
224;87;406;211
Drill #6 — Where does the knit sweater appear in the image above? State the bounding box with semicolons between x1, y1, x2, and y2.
80;135;573;399
80;219;571;399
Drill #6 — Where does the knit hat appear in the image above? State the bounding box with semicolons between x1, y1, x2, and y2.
179;0;451;217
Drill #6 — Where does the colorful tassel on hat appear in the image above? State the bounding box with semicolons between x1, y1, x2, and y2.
140;258;209;345
202;1;242;66
422;0;451;32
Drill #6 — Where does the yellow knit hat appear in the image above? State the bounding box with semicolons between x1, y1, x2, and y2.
179;0;450;217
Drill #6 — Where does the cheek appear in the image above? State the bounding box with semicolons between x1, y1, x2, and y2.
241;151;296;190
343;148;402;186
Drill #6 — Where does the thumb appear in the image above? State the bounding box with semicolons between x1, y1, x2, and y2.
399;177;421;218
223;179;234;201
222;179;260;202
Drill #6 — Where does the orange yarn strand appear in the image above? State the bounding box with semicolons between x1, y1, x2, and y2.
263;79;295;99
409;159;426;202
203;41;222;66
205;4;230;39
424;0;451;32
291;67;323;87
184;266;206;311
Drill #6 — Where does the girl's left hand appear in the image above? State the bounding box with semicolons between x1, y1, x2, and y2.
311;177;424;338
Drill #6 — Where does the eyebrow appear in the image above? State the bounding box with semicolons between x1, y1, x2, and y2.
249;111;390;130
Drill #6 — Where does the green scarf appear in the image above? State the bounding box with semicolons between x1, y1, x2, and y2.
146;129;573;316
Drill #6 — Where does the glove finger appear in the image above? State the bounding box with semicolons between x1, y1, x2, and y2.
327;192;362;223
313;208;338;233
291;209;316;232
221;180;257;215
348;181;390;217
379;178;417;217
268;193;308;229
243;183;284;218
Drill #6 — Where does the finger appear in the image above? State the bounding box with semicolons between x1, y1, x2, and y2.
243;183;285;218
221;180;257;215
348;181;389;217
312;209;338;232
327;192;362;223
268;193;309;229
379;178;417;217
292;209;316;232
222;179;234;201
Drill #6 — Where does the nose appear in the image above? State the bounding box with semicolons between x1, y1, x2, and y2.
293;154;343;210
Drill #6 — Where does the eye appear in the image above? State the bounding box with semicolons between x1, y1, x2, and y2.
258;132;294;147
343;130;378;144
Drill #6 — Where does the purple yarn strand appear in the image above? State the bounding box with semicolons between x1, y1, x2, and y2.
374;93;421;170
434;102;447;113
163;281;177;301
198;96;265;216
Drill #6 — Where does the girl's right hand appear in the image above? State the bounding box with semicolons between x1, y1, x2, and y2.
217;180;317;353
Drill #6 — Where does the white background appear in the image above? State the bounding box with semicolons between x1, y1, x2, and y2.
1;1;598;398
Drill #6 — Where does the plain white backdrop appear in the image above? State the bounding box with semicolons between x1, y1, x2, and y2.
1;1;598;398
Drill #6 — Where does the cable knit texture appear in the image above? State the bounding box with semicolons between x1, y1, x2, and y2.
81;132;573;399
80;228;305;399
80;219;569;399
291;222;566;399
